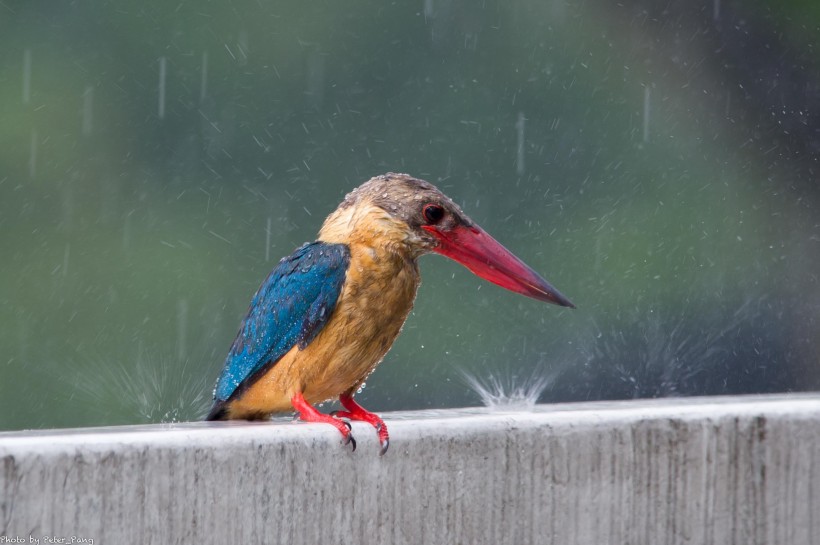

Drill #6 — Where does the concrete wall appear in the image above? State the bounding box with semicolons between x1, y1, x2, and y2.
1;394;819;544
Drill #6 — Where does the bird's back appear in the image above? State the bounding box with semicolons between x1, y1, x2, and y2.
206;241;351;420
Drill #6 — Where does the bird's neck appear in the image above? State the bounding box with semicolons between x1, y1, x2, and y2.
318;201;422;260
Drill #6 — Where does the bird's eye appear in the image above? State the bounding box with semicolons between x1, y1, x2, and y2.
423;204;445;224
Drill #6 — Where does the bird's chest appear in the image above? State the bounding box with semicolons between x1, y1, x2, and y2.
303;246;420;399
343;249;419;342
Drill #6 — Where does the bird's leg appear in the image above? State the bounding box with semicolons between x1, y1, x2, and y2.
334;393;389;455
290;392;356;452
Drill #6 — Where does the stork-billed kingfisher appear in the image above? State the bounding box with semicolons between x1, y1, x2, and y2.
206;173;574;454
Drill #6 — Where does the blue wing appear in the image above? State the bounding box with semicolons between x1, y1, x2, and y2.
210;241;351;406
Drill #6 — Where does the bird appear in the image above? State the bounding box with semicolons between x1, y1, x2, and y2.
206;173;574;454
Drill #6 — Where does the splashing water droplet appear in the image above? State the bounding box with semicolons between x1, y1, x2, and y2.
460;364;559;411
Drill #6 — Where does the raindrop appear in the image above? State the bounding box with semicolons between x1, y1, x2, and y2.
265;217;272;262
158;56;167;119
643;85;651;143
551;0;567;22
237;30;249;65
28;128;37;180
200;50;208;103
22;49;31;104
82;86;93;136
17;318;29;363
62;244;70;278
424;0;434;19
516;111;526;175
305;51;325;110
713;0;720;21
177;299;188;362
122;214;132;253
61;179;75;230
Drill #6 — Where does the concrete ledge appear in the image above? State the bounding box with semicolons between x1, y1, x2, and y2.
1;394;819;544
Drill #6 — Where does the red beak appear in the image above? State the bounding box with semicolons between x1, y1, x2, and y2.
423;224;575;308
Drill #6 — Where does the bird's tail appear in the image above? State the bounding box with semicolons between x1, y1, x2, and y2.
205;401;228;421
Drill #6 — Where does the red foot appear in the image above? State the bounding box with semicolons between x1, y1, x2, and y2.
291;392;356;451
335;393;390;455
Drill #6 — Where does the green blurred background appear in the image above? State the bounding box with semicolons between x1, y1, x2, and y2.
1;1;818;430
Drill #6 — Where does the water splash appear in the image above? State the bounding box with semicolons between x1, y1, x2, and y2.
70;347;212;424
580;316;701;399
459;363;560;411
577;300;763;399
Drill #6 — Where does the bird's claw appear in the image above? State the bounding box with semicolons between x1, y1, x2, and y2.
334;411;383;454
336;417;355;451
337;394;390;455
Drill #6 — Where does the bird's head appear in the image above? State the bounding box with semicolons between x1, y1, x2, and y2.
320;173;575;308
